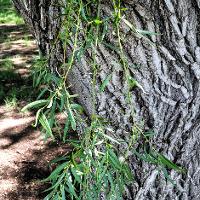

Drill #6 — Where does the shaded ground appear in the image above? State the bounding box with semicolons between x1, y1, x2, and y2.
0;24;69;200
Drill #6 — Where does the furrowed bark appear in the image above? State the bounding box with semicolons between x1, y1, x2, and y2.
12;0;200;199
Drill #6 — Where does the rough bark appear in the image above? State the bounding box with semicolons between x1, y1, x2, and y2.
12;0;200;199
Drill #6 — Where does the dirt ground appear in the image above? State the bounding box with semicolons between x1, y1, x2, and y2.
0;24;69;200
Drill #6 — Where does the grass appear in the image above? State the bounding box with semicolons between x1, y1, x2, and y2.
0;58;14;70
0;4;36;107
4;94;17;109
0;0;24;24
0;57;37;106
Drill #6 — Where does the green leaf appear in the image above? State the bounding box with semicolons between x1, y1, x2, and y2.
107;172;114;191
68;108;76;131
101;133;120;144
33;108;42;127
34;70;46;87
97;166;107;184
37;88;49;100
145;153;158;164
49;100;57;128
39;113;54;139
136;29;160;36
100;74;112;92
21;100;48;112
59;94;65;112
102;42;119;52
71;103;84;113
128;76;138;89
76;47;85;63
44;190;54;200
122;18;160;36
47;98;53;108
158;154;184;172
44;162;69;182
71;167;82;184
144;130;155;138
122;163;134;181
108;149;121;170
161;167;176;185
61;186;66;200
81;7;88;21
44;172;66;192
49;156;70;165
133;150;150;162
122;18;134;30
66;178;78;199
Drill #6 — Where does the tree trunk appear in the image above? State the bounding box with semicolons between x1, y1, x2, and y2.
12;0;200;199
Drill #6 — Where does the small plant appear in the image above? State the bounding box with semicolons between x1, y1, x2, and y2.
4;94;17;109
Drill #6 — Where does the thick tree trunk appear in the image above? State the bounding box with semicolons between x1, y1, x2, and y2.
12;0;200;199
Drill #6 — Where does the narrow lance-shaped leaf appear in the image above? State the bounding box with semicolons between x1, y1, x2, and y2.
43;161;69;182
101;132;120;144
108;149;121;170
66;178;78;199
71;103;84;113
136;29;160;36
161;167;176;185
33;108;42;127
100;74;112;92
61;186;66;200
101;21;108;41
37;87;49;100
21;100;48;112
59;94;65;112
158;154;185;172
68;108;76;131
71;166;82;184
39;113;55;139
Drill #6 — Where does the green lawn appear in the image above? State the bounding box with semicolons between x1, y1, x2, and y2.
0;0;24;24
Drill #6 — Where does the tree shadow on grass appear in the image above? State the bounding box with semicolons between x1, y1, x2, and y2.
0;24;28;43
0;62;38;106
0;71;36;106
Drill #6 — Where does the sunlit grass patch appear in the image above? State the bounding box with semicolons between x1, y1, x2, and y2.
4;94;17;109
0;0;24;24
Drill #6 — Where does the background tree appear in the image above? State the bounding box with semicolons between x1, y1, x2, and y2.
12;0;200;199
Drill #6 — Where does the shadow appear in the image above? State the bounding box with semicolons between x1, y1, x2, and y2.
0;24;29;43
0;48;38;60
0;69;36;104
0;110;73;199
0;26;38;105
0;49;38;104
5;137;72;200
0;69;22;82
0;125;35;149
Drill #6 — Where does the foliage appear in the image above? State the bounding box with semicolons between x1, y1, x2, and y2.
21;0;185;199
